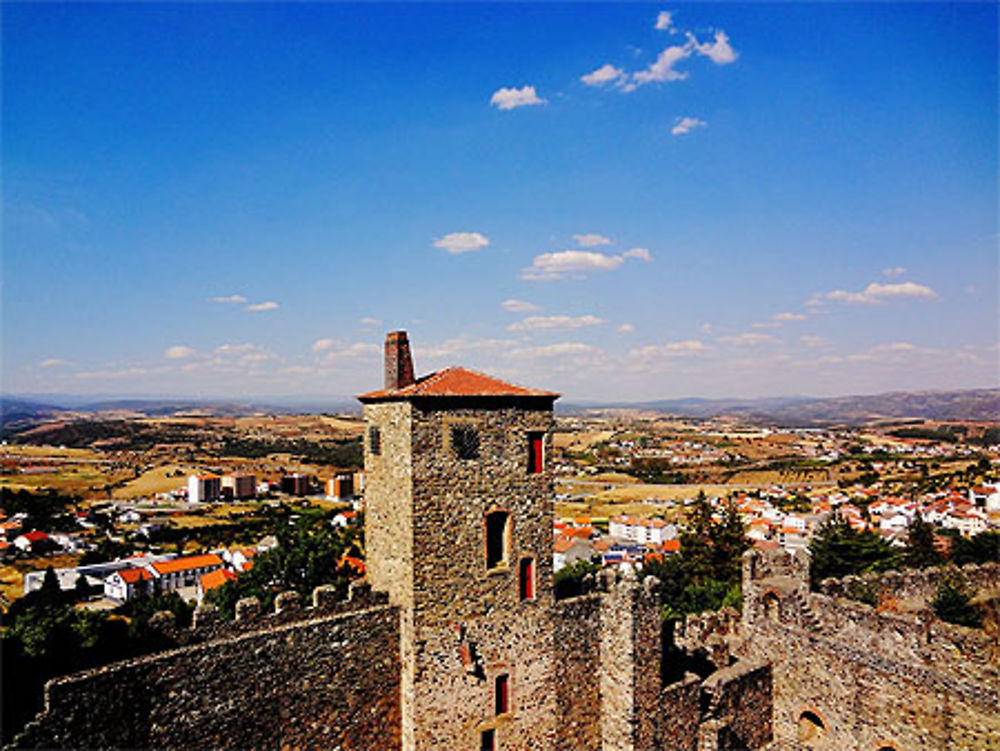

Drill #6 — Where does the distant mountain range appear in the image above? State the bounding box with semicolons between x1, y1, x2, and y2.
561;388;1000;426
2;388;997;431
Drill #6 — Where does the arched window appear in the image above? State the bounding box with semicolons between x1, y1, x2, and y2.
762;592;780;623
797;710;826;743
485;511;511;570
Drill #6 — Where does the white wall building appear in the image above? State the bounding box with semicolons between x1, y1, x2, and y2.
188;474;222;503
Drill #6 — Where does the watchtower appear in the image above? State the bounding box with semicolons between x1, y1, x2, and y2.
359;331;559;751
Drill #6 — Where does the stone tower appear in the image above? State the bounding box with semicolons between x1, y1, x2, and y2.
359;331;560;751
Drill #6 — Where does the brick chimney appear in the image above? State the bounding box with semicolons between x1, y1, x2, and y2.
384;331;415;391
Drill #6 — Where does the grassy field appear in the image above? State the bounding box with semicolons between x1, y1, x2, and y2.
111;464;200;499
553;430;615;451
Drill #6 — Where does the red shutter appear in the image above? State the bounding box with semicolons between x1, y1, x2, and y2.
495;674;509;715
531;435;544;474
520;558;534;600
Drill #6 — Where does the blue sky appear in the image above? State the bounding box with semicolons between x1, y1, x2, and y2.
4;3;997;401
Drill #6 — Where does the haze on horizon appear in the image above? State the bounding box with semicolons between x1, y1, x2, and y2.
3;4;997;402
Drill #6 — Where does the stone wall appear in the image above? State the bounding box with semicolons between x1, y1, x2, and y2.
554;593;603;750
818;561;1000;608
13;586;401;751
742;548;1000;750
552;572;773;751
698;661;772;751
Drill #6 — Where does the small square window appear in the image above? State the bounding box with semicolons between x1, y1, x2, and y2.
451;424;480;460
369;426;381;456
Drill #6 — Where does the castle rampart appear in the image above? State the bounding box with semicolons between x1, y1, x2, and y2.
741;548;1000;750
13;585;402;751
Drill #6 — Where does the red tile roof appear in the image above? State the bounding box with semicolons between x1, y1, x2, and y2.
199;568;236;593
119;567;154;584
151;553;223;575
357;366;559;401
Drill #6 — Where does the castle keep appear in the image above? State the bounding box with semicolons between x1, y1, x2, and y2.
11;332;999;751
358;331;560;749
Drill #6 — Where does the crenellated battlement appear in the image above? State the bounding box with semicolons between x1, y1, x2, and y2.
818;560;1000;607
11;581;401;751
144;579;389;647
741;545;1000;750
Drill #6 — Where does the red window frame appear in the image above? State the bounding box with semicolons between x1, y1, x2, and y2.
528;432;544;474
519;557;535;601
495;673;510;715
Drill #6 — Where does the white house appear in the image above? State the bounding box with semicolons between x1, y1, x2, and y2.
553;538;594;572
969;484;1000;513
149;553;224;597
608;516;675;545
104;567;155;602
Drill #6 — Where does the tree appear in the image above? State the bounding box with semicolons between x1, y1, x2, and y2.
206;514;359;619
553;558;601;600
932;571;982;628
644;495;748;621
905;516;941;569
808;519;902;584
950;531;1000;567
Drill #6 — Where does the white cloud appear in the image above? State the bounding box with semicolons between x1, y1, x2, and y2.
617;323;635;334
631;339;710;357
320;342;380;362
506;342;598;359
280;366;317;376
246;301;280;312
241;352;275;364
688;30;737;64
622;247;653;262
654;10;675;31
215;343;256;355
800;335;829;348
632;43;692;85
75;367;147;380
490;85;546;110
164;345;196;360
671;116;706;136
751;321;781;330
208;294;247;304
359;316;382;326
573;233;613;247
433;232;490;254
502;299;541;313
581;64;626;87
521;250;624;281
774;312;807;322
718;333;779;346
421;336;514;359
507;315;604;332
312;339;336;353
864;281;937;300
815;280;938;306
882;266;907;278
38;358;71;369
